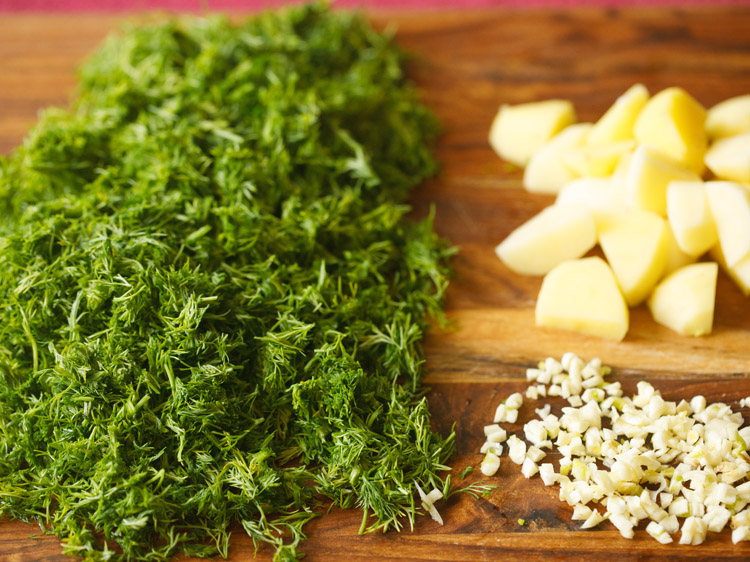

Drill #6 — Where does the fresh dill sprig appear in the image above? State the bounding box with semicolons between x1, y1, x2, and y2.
0;4;455;561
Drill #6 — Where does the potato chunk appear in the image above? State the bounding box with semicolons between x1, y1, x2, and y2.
705;133;750;184
625;145;701;217
663;223;698;277
648;263;718;336
666;181;718;257
555;177;624;235
523;123;591;194
489;100;577;166
706;94;750;140
710;244;750;296
705;181;750;267
563;140;634;178
495;203;596;276
587;83;649;146
633;87;707;174
536;257;629;341
598;209;669;306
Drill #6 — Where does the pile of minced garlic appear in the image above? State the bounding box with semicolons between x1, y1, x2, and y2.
479;353;750;545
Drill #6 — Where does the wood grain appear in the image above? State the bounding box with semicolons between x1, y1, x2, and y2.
2;6;750;561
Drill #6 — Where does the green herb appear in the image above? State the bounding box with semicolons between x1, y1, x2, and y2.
0;4;456;560
444;474;497;500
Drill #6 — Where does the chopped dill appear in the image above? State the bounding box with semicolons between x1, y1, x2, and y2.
0;4;456;560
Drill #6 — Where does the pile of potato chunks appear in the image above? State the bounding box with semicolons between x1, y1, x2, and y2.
490;87;750;340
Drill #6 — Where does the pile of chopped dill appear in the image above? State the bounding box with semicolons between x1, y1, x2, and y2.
0;4;457;560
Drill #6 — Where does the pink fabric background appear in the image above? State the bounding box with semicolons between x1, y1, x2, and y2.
3;0;750;11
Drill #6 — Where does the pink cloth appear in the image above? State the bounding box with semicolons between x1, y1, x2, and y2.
3;0;750;10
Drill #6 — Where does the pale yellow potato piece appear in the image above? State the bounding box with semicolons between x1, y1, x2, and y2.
633;87;707;174
563;140;635;178
495;203;596;276
598;209;670;306
705;181;750;267
666;181;718;257
489;100;577;166
710;243;750;296
610;149;633;202
663;223;698;277
625;144;701;217
706;94;750;140
587;84;650;146
536;257;629;341
705;133;750;184
524;123;592;194
648;263;718;336
612;148;633;176
555;177;625;235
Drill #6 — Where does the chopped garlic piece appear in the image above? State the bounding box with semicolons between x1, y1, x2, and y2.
535;404;552;419
487;428;508;443
506;392;524;410
572;504;592;521
646;521;672;544
480;442;503;455
524;419;548;445
426;490;443;505
690;395;707;414
581;509;606;529
539;463;558;486
415;482;444;525
704;505;730;533
680;516;707;545
661;514;680;534
609;513;635;538
508;435;527;465
545;357;563;375
483;423;501;436
568;395;583;407
732;526;750;544
526;445;546;463
526;368;542;382
481;452;501;476
521;457;539;478
494;404;508;423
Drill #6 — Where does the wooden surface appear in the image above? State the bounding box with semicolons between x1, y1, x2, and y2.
2;6;750;561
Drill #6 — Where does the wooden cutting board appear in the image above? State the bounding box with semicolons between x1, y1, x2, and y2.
1;6;750;561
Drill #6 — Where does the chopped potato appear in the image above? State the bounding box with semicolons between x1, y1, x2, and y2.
555;177;624;235
705;181;750;267
710;243;750;296
489;100;577;166
563;140;635;178
598;209;669;306
625;145;701;217
524;123;591;194
495;203;597;276
706;94;750;140
666;181;718;257
648;263;718;336
587;83;649;146
634;87;707;174
536;257;629;341
705;133;750;184
662;223;698;277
